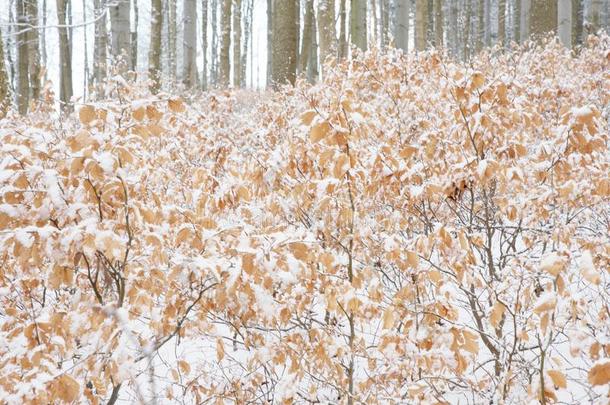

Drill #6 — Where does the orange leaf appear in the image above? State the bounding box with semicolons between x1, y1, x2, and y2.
547;370;567;389
588;361;610;386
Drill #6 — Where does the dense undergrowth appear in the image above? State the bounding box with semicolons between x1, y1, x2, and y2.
1;37;609;404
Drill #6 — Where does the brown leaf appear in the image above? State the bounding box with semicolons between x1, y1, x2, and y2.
588;361;610;386
309;121;331;143
79;105;96;125
547;370;567;389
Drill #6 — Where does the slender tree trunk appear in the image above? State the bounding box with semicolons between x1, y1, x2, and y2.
83;0;90;97
110;0;131;67
149;0;163;93
16;0;29;114
183;0;198;87
168;0;177;80
241;0;252;87
449;0;458;55
520;0;530;41
0;28;11;118
271;0;297;87
211;0;218;86
201;0;208;89
219;0;231;87
558;0;572;48
300;0;314;74
41;0;48;79
434;0;443;47
572;0;583;47
56;0;73;111
350;0;367;50
266;0;272;85
232;0;242;87
464;0;472;58
587;0;603;35
530;0;556;39
93;0;108;94
484;0;491;46
514;0;521;42
131;0;138;71
318;0;335;74
415;0;428;51
26;0;40;104
394;0;410;52
498;0;506;46
476;0;484;52
338;0;348;58
307;9;318;83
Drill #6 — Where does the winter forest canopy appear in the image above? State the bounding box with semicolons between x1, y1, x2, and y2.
0;0;610;404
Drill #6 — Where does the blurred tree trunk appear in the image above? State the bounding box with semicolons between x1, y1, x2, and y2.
498;0;506;46
318;0;335;68
56;0;73;112
587;0;602;35
338;0;348;58
232;0;242;87
16;0;29;114
300;0;314;75
168;0;177;80
572;0;583;47
149;0;162;93
131;0;138;71
241;0;252;87
520;0;530;40
26;0;40;103
415;0;428;51
307;9;319;83
464;0;472;58
558;0;572;48
350;0;367;50
219;0;231;87
201;0;208;89
271;0;297;87
183;0;198;87
93;0;108;94
211;0;218;86
110;0;131;68
434;0;443;47
514;0;521;42
0;28;10;118
266;0;272;85
449;0;458;54
530;0;556;38
394;0;410;52
476;0;484;52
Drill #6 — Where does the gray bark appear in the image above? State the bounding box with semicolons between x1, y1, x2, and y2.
350;0;367;50
558;0;572;48
394;0;410;52
183;0;198;87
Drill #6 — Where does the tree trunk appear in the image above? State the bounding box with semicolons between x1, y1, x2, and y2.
241;0;252;87
514;0;521;42
232;0;242;87
149;0;163;93
131;0;138;71
434;0;443;47
16;0;29;114
26;0;40;103
168;0;177;80
350;0;367;50
572;0;583;47
110;0;131;67
93;0;108;94
587;0;603;35
394;0;410;52
271;0;298;87
498;0;506;46
558;0;572;48
183;0;198;87
476;0;484;52
415;0;428;51
484;0;491;46
201;0;208;89
520;0;530;41
307;9;319;83
219;0;231;87
464;0;472;58
0;27;11;118
338;0;348;58
211;0;218;86
266;0;272;85
318;0;335;67
530;0;556;39
56;0;73;112
300;0;314;75
449;0;458;55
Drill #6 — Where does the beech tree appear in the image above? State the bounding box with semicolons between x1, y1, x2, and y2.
183;0;198;87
